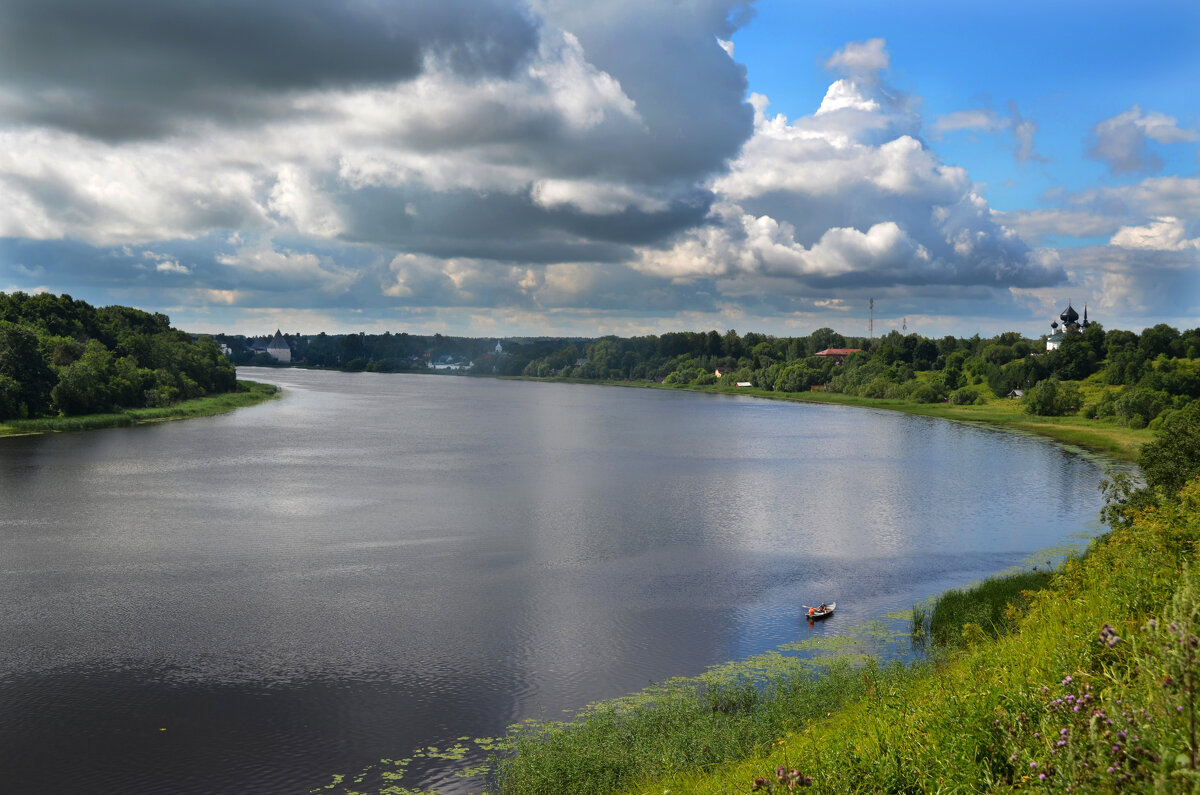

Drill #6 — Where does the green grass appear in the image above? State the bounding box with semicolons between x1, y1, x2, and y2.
929;570;1055;648
0;380;279;437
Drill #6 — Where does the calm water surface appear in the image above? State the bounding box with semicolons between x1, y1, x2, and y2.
1;368;1113;792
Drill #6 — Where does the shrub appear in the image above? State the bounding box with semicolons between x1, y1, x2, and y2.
911;384;940;403
1023;378;1083;416
949;387;983;405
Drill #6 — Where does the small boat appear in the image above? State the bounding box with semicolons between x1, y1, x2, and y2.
804;602;836;619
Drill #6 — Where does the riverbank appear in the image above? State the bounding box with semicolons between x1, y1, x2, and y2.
514;376;1152;463
0;380;279;437
493;479;1200;794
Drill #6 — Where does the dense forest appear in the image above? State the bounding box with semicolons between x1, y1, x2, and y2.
0;292;236;420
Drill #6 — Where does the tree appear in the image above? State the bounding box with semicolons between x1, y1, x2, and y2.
1140;324;1180;359
0;321;54;418
51;341;114;415
809;327;846;354
1023;379;1082;417
1139;400;1200;497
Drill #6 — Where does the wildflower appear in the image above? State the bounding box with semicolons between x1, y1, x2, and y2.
1062;676;1073;685
1099;624;1121;647
1039;773;1046;781
1030;761;1038;768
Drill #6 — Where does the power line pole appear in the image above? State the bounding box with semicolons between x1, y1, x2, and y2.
869;298;874;341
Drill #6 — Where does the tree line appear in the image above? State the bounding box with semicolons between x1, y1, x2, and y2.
0;292;236;420
496;323;1200;426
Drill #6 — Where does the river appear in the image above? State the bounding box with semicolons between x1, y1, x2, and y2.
0;368;1114;792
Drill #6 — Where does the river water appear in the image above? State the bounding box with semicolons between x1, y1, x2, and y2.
0;368;1113;792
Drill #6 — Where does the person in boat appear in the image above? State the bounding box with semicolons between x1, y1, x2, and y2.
819;602;828;612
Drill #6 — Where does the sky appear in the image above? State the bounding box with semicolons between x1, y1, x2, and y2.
0;0;1197;340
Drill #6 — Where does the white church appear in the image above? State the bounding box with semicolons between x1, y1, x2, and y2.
1045;303;1093;351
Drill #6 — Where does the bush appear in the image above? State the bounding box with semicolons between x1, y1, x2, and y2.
1023;379;1083;416
1112;386;1171;427
948;387;983;405
911;384;941;403
1138;400;1200;496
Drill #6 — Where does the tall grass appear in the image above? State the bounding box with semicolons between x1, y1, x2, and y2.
929;569;1053;647
910;603;930;647
493;652;921;795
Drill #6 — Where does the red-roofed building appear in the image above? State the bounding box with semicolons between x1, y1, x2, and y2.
814;348;861;365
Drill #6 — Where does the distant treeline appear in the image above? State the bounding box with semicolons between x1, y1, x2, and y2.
218;330;589;375
0;292;236;420
231;322;1200;429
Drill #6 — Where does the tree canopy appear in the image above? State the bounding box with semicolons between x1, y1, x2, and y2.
0;292;236;420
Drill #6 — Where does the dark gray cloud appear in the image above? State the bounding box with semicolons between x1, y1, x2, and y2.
338;185;712;261
0;0;539;139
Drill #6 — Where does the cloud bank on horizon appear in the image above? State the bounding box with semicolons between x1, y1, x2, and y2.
0;0;1196;338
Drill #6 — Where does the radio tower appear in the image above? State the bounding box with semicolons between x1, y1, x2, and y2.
869;298;874;341
903;317;907;333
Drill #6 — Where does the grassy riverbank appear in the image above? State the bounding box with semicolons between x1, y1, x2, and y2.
0;380;278;437
490;480;1200;794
